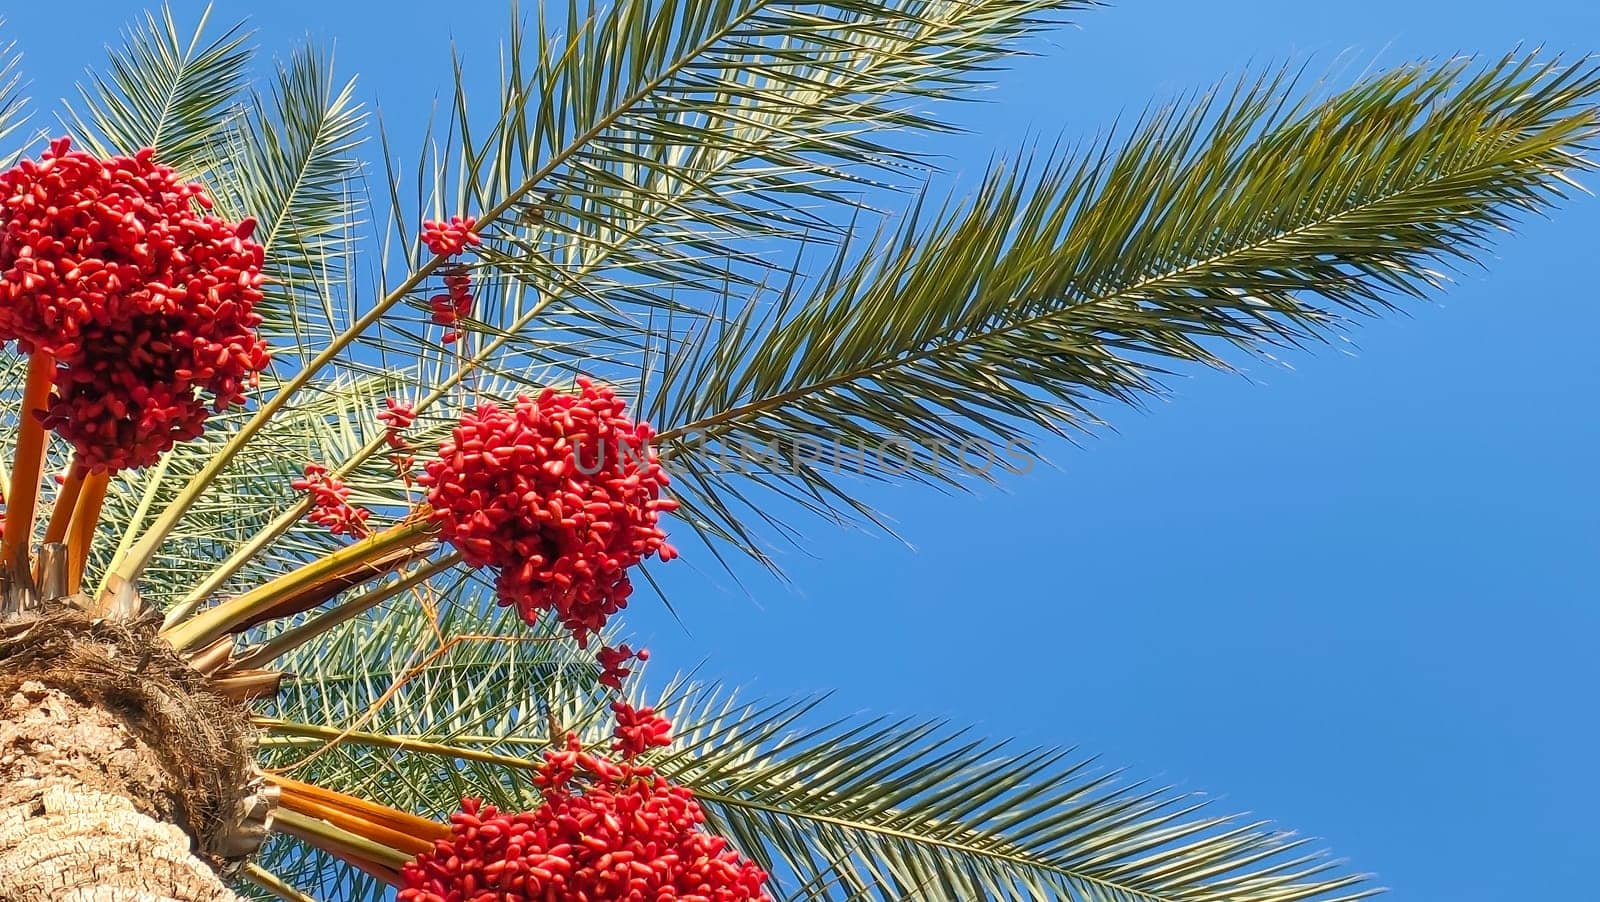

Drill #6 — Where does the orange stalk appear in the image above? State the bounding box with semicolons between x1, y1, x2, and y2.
66;469;110;594
3;352;54;578
269;774;450;843
40;460;86;546
276;792;436;857
270;808;408;882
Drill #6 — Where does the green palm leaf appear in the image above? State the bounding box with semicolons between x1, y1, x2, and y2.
469;0;1098;323
0;22;29;165
107;0;1103;582
204;43;365;347
61;2;252;172
256;618;1374;902
659;683;1369;902
649;55;1600;562
90;372;415;608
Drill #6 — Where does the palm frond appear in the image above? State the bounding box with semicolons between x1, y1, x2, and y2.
659;680;1373;902
0;23;29;165
107;0;1101;582
648;54;1600;563
250;590;604;901
257;627;1375;902
464;0;1098;324
351;0;1102;413
61;2;252;172
204;43;366;349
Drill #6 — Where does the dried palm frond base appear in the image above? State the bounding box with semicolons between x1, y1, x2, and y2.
0;599;275;882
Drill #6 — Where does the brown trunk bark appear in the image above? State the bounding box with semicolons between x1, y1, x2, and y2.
0;681;241;901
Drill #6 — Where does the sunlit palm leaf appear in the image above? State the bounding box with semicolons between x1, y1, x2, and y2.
357;0;1101;409
90;373;415;608
61;2;252;172
0;23;29;165
108;0;1103;582
256;626;1375;902
204;43;366;349
659;681;1372;901
465;0;1098;329
649;55;1600;563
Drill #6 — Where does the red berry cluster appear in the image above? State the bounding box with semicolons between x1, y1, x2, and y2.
378;396;418;444
419;379;678;646
292;463;370;537
398;713;769;902
611;699;673;758
429;269;474;344
419;215;478;345
0;137;269;471
379;396;419;476
420;216;480;257
597;643;649;691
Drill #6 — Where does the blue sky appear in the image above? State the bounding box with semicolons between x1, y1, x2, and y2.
6;2;1597;899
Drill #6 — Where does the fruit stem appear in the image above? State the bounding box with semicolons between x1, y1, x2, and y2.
40;460;86;547
270;808;409;877
2;353;55;581
162;516;434;652
229;554;458;670
271;774;449;845
66;469;110;595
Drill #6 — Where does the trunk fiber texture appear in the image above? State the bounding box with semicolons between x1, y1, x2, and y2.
0;607;261;900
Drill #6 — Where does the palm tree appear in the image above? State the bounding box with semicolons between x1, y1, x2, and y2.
0;1;1593;898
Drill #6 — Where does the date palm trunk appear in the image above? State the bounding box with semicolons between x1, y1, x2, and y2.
0;682;240;901
0;603;270;901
